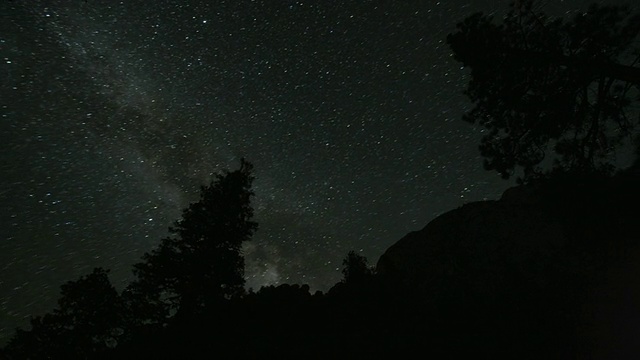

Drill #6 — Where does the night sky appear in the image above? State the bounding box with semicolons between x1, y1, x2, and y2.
0;0;628;343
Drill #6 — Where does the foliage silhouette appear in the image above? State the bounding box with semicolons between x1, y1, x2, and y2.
447;0;640;181
340;250;374;284
126;158;258;323
4;268;124;359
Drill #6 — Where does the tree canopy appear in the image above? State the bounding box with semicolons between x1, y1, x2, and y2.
3;160;259;358
4;268;125;359
447;0;640;180
341;250;373;284
126;158;258;322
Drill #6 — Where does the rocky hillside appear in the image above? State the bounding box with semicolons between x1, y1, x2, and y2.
376;171;640;357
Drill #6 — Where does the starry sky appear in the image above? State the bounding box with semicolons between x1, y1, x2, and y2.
0;0;630;343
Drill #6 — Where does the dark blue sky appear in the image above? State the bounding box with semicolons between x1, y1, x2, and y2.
0;0;630;343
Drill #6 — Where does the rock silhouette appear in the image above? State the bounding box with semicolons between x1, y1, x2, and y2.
377;170;640;357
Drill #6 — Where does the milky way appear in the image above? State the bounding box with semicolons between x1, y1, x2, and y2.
1;0;629;342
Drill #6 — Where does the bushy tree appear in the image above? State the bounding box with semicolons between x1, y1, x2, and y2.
447;0;640;181
127;159;258;321
4;268;125;359
341;250;374;284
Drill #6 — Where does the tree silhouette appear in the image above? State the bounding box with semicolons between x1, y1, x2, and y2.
4;314;67;359
126;159;258;322
447;0;640;181
54;268;125;350
4;268;125;359
341;250;373;284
